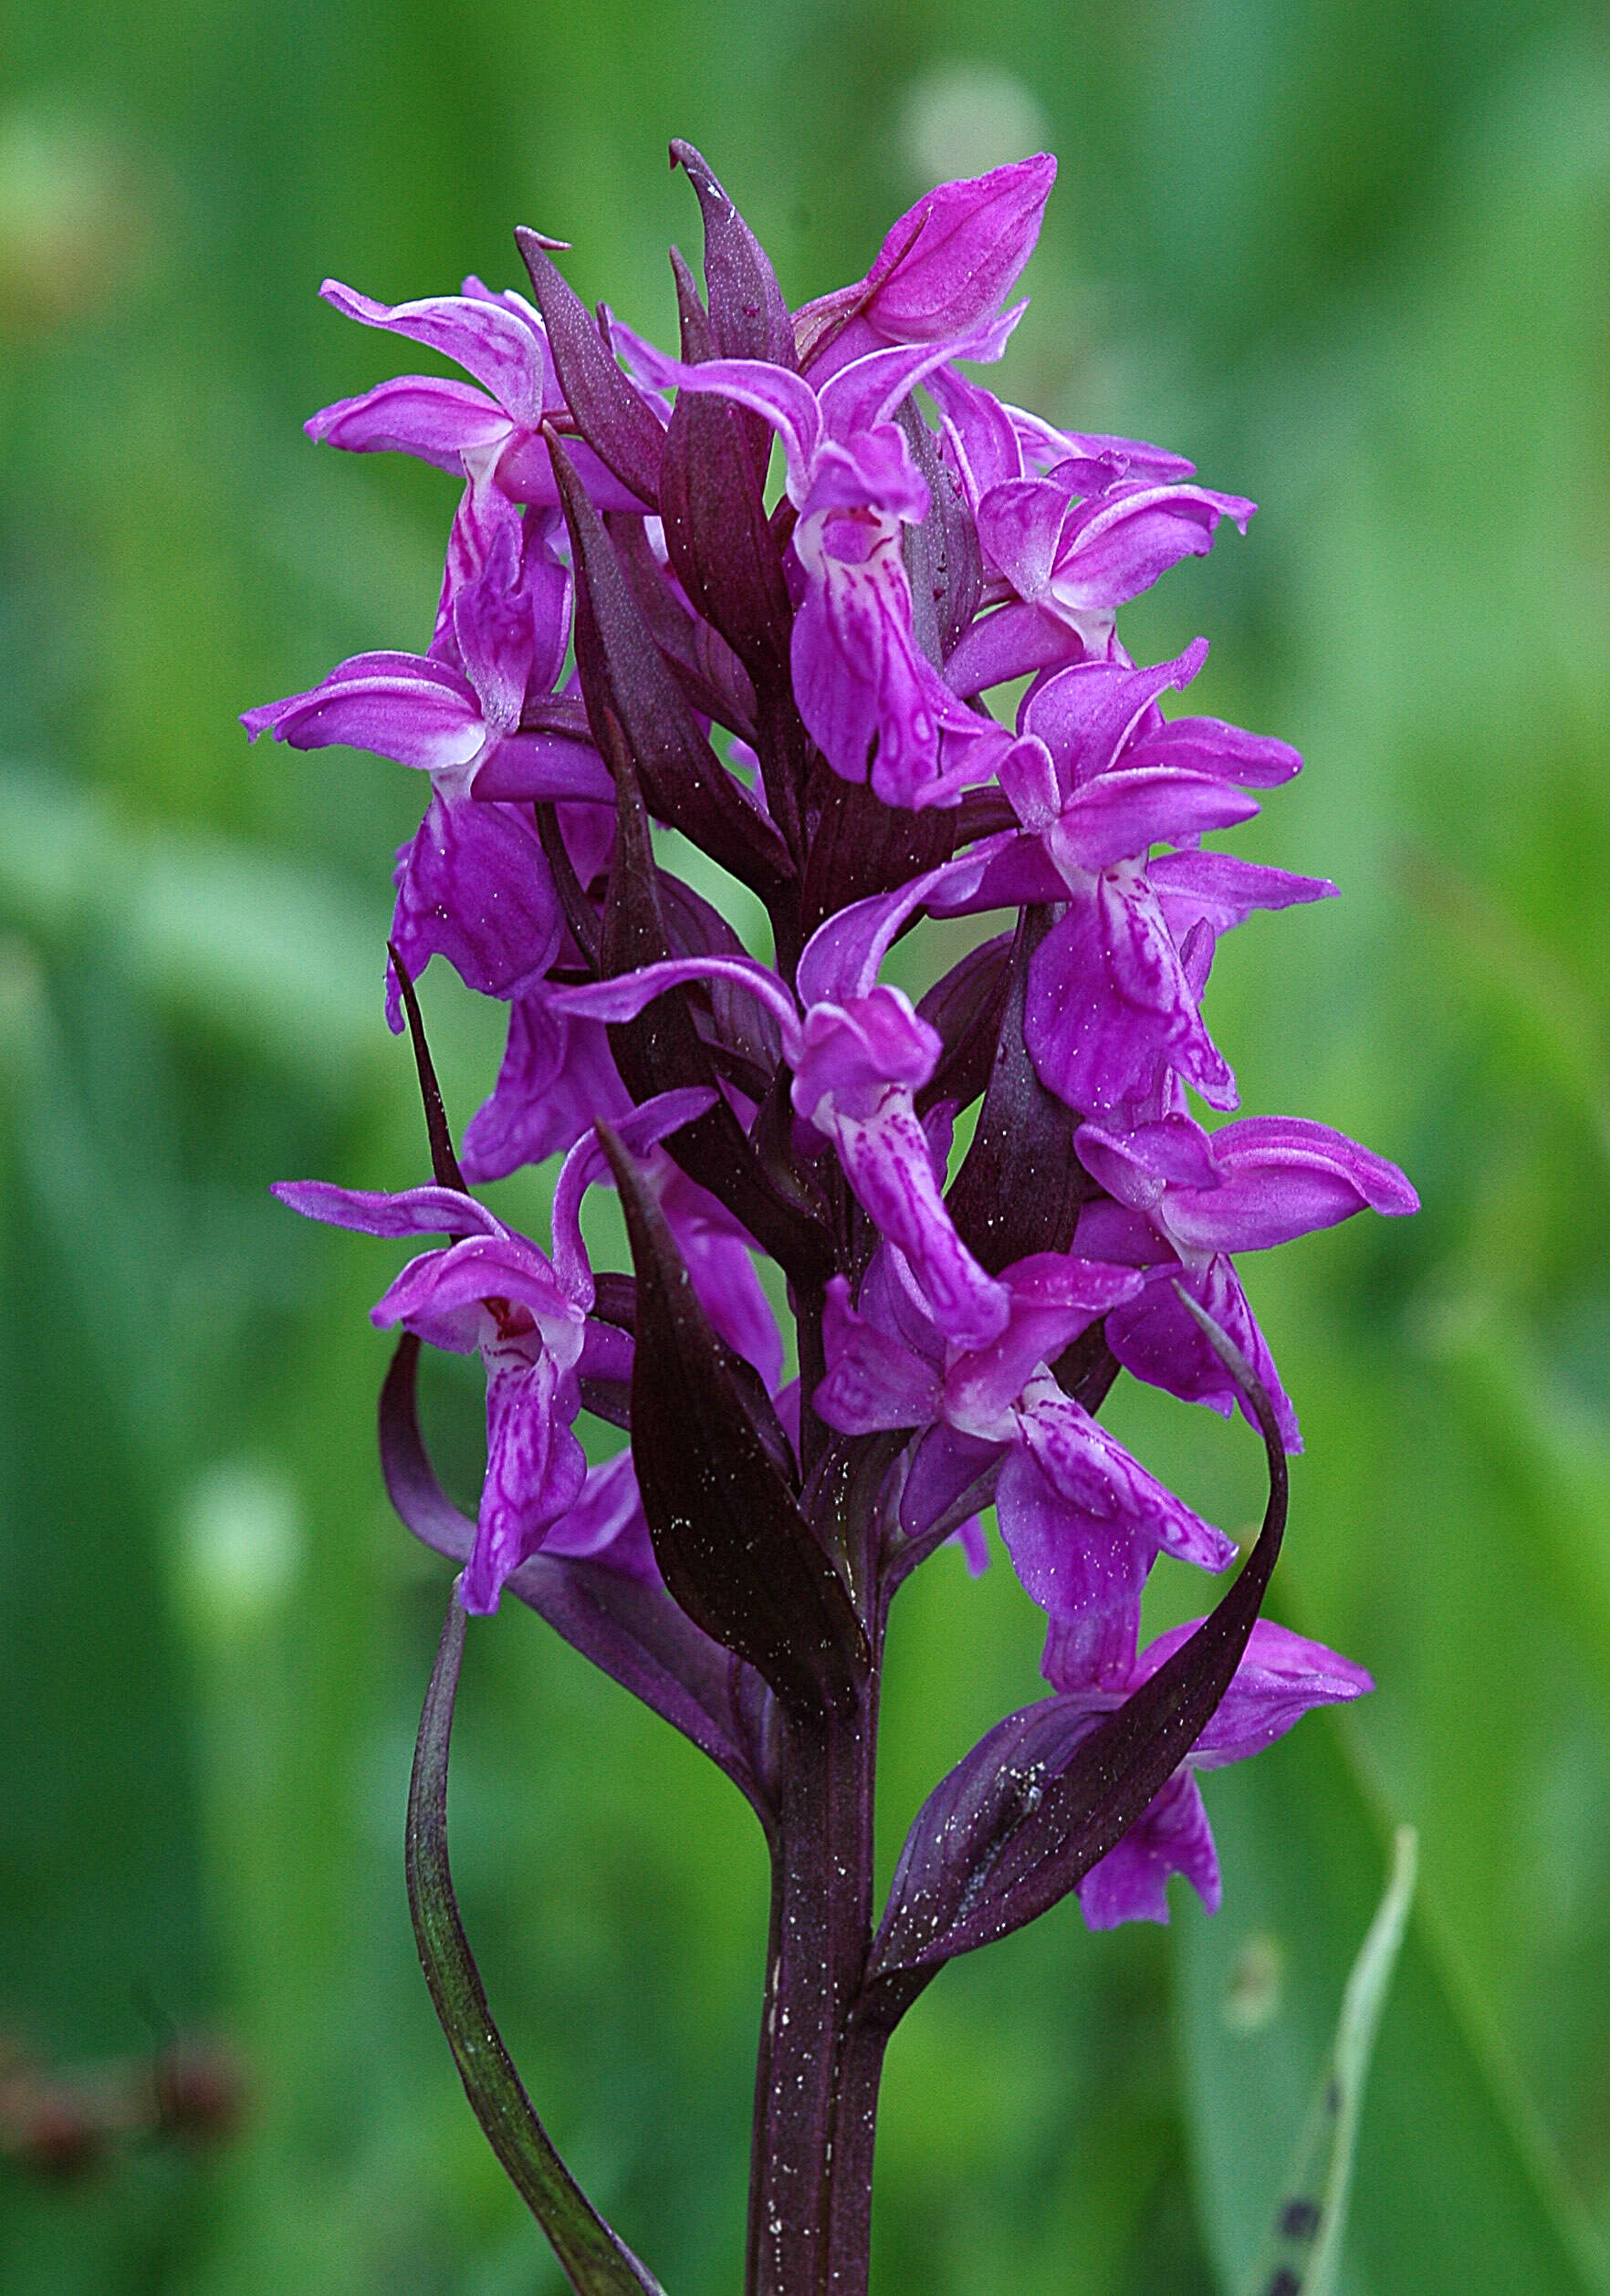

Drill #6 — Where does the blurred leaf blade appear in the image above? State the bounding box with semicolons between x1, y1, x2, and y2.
1239;1823;1417;2296
0;759;385;1081
1178;1717;1609;2296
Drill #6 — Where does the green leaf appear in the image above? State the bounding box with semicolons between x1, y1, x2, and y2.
1177;1717;1608;2296
1239;1824;1417;2296
406;1589;668;2296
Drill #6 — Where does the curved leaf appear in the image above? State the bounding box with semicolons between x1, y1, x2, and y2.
406;1590;667;2296
867;1302;1287;1990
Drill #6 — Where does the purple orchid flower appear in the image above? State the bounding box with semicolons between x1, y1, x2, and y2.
997;720;1255;1116
549;922;1015;1349
244;466;611;808
272;1178;591;1613
923;353;1253;699
276;1091;716;1612
461;979;634;1181
929;361;1197;553
385;792;563;1033
386;780;613;1040
1007;402;1199;493
815;1240;1237;1682
667;320;1022;808
792;155;1056;376
876;644;1333;1117
1046;1617;1373;1927
1071;1105;1417;1446
538;1448;660;1586
1076;1108;1420;1260
980;474;1255;655
305;276;645;511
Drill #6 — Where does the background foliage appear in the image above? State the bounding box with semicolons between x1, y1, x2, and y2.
3;3;1609;2289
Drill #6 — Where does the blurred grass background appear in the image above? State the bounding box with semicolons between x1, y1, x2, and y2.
2;2;1609;2289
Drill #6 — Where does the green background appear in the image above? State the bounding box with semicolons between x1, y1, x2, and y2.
3;2;1609;2289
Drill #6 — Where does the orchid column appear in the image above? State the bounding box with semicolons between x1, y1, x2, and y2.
249;146;1414;2296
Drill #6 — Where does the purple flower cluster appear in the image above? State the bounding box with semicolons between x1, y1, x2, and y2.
252;146;1413;1952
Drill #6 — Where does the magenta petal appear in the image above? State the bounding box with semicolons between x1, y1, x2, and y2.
1020;642;1208;784
831;1098;1009;1350
791;544;935;798
243;652;484;778
1128;715;1302;787
272;1178;504;1241
998;734;1061;830
1148;850;1336;939
792;830;1021;1013
461;991;632;1182
931;840;1068;916
1013;1378;1234;1573
854;155;1055;341
579;1319;632;1389
548;1091;720;1307
1026;871;1237;1115
668;356;823;500
1074;1115;1220;1208
926;364;1025;510
949;1516;989;1574
1009;407;1196;486
944;600;1082;698
792;539;1010;809
899;1423;1003;1541
658;1164;783;1387
975;477;1070;600
799;423;928;524
1211;1117;1419;1213
1051;485;1255;617
374;1233;584;1354
551;954;803;1056
484;429;646;513
1104;1255;1302;1452
815;1276;943;1434
540;1449;660;1587
1165;1165;1381;1255
452;524;538;732
817;325;1013;447
1163;1117;1419;1254
1055;767;1260;871
943;1254;1142;1430
388;792;563;1025
1155;1616;1373;1765
319;278;548;425
469;736;614;803
792;989;939;1121
1076;1770;1220;1927
460;1342;588;1613
306;377;514;469
994;1445;1148;1680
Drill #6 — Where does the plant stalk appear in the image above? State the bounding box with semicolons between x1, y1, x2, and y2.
746;1690;879;2296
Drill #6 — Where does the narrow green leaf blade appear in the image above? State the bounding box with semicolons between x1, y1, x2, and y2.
1178;1717;1608;2296
406;1590;667;2296
1239;1824;1417;2296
